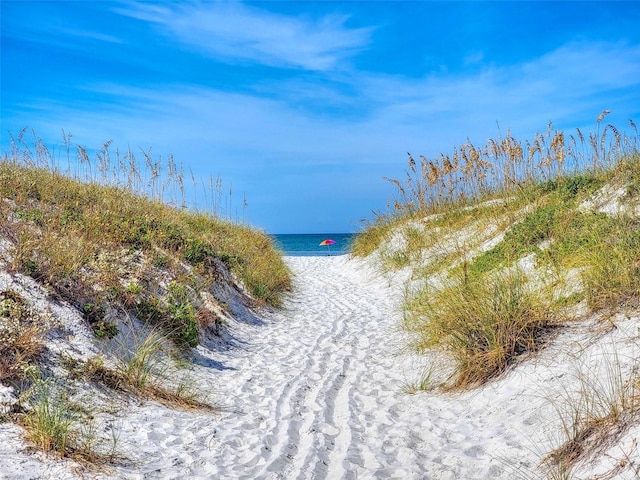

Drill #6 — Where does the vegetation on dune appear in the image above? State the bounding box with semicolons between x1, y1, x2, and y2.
0;132;291;338
0;289;49;385
0;161;290;308
2;115;639;474
543;347;640;478
354;112;640;471
405;268;558;389
0;130;291;464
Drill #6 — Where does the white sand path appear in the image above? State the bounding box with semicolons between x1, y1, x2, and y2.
113;255;549;479
200;255;427;479
4;255;640;479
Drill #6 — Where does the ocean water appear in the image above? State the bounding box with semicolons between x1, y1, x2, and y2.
271;233;355;256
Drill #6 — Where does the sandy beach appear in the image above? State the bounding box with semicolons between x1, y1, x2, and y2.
2;253;640;479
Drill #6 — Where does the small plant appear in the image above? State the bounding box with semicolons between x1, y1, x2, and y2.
21;373;75;457
538;174;604;201
21;368;122;464
125;282;141;296
116;281;141;308
167;282;198;348
133;285;199;348
402;364;438;394
152;255;169;268
73;336;213;410
20;258;41;279
81;302;118;339
115;329;165;391
183;238;214;265
92;320;119;339
14;207;45;226
545;348;640;471
135;296;165;323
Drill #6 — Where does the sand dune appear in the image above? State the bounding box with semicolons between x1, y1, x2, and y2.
2;254;640;479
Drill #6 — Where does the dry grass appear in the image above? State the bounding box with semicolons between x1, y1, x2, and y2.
580;216;640;311
355;115;639;387
0;291;125;466
405;268;559;389
20;372;121;466
354;113;640;472
0;290;48;384
70;348;214;411
0;162;291;305
0;140;291;348
382;113;633;218
357;113;637;260
0;130;288;463
544;348;640;474
1;129;291;307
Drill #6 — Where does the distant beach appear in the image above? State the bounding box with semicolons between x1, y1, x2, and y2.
271;233;354;256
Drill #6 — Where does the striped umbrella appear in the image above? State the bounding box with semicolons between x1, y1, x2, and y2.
319;238;336;254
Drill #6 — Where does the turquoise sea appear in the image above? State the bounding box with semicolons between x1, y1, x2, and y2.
271;233;355;256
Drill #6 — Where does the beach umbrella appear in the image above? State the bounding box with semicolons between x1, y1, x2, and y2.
319;238;336;254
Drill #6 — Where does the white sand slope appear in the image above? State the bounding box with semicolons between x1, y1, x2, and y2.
3;254;640;479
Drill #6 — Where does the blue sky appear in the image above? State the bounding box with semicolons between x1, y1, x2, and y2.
2;1;640;233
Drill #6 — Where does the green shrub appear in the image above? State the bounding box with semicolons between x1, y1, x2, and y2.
133;285;198;348
538;174;604;201
81;302;118;339
470;205;560;275
183;238;214;265
135;297;165;323
91;320;119;339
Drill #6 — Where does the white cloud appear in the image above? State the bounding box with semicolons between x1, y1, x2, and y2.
8;40;640;173
10;40;640;154
56;27;123;44
118;1;373;71
4;40;640;232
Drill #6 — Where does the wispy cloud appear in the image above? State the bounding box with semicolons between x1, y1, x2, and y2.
357;41;640;137
118;1;373;71
8;41;640;172
3;38;639;232
57;27;123;44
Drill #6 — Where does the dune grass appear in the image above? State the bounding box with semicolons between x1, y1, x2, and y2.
22;374;76;457
20;370;121;465
355;114;639;390
405;268;558;389
63;329;213;411
0;140;291;351
381;113;634;217
0;131;289;462
0;161;290;304
353;112;640;471
543;346;640;474
0;289;49;386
